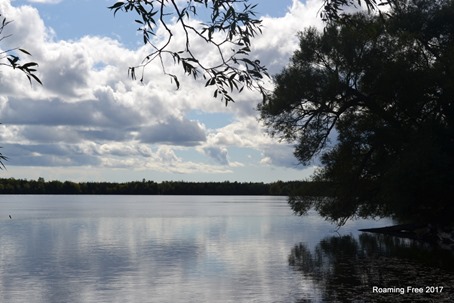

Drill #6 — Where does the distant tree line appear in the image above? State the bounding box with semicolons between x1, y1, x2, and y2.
0;178;316;196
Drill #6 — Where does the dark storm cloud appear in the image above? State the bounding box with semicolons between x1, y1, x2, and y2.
139;116;206;146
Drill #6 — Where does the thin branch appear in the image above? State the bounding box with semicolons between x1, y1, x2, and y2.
108;0;268;104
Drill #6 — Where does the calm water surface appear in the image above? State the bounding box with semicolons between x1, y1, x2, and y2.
0;195;453;302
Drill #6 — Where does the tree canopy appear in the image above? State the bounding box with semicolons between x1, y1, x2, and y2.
320;0;393;21
259;0;454;225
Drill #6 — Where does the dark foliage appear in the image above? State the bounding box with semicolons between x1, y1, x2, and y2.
260;0;454;225
289;234;454;302
320;0;394;21
0;178;308;196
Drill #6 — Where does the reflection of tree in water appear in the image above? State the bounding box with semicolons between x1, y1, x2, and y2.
289;233;454;302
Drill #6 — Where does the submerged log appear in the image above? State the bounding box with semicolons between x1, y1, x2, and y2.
359;223;432;242
360;223;454;250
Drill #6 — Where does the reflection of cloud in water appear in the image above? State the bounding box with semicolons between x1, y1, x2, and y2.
0;195;407;302
0;215;306;302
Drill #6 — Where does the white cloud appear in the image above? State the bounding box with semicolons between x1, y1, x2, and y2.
27;0;61;3
259;144;301;168
254;0;324;74
139;116;206;146
202;146;229;166
0;1;51;49
0;0;323;181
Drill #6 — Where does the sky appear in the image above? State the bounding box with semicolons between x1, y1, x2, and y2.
0;0;326;183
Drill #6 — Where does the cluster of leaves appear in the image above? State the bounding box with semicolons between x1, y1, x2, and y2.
260;0;454;225
321;0;394;21
0;13;42;169
0;14;42;86
108;0;268;104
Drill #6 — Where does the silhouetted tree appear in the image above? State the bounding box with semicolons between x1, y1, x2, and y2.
320;0;395;21
260;0;454;225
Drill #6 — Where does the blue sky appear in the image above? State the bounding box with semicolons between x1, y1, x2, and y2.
0;0;325;183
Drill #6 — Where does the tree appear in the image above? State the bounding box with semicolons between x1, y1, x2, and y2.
320;0;395;21
259;0;454;225
108;0;268;104
0;13;42;169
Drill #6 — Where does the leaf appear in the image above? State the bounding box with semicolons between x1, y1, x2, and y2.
19;48;32;56
128;67;136;80
7;56;19;68
21;62;38;69
170;74;180;90
205;78;216;87
107;2;124;10
108;2;125;16
29;73;42;85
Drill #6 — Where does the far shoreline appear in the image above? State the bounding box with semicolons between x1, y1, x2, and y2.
0;178;309;196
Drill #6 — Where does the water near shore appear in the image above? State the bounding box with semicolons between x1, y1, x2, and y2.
0;195;453;302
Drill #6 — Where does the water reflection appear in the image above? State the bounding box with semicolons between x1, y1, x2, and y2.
4;195;450;302
0;195;311;303
289;233;454;302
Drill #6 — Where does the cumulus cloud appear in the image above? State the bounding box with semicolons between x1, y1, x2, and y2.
3;143;101;167
27;0;61;3
139;116;206;146
0;93;143;128
0;0;324;181
1;98;103;126
259;144;301;168
21;126;81;143
253;0;324;75
202;146;229;166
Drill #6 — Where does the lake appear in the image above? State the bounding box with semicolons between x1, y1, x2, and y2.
0;195;453;302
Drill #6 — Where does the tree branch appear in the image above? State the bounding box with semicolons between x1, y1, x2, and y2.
109;0;268;104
